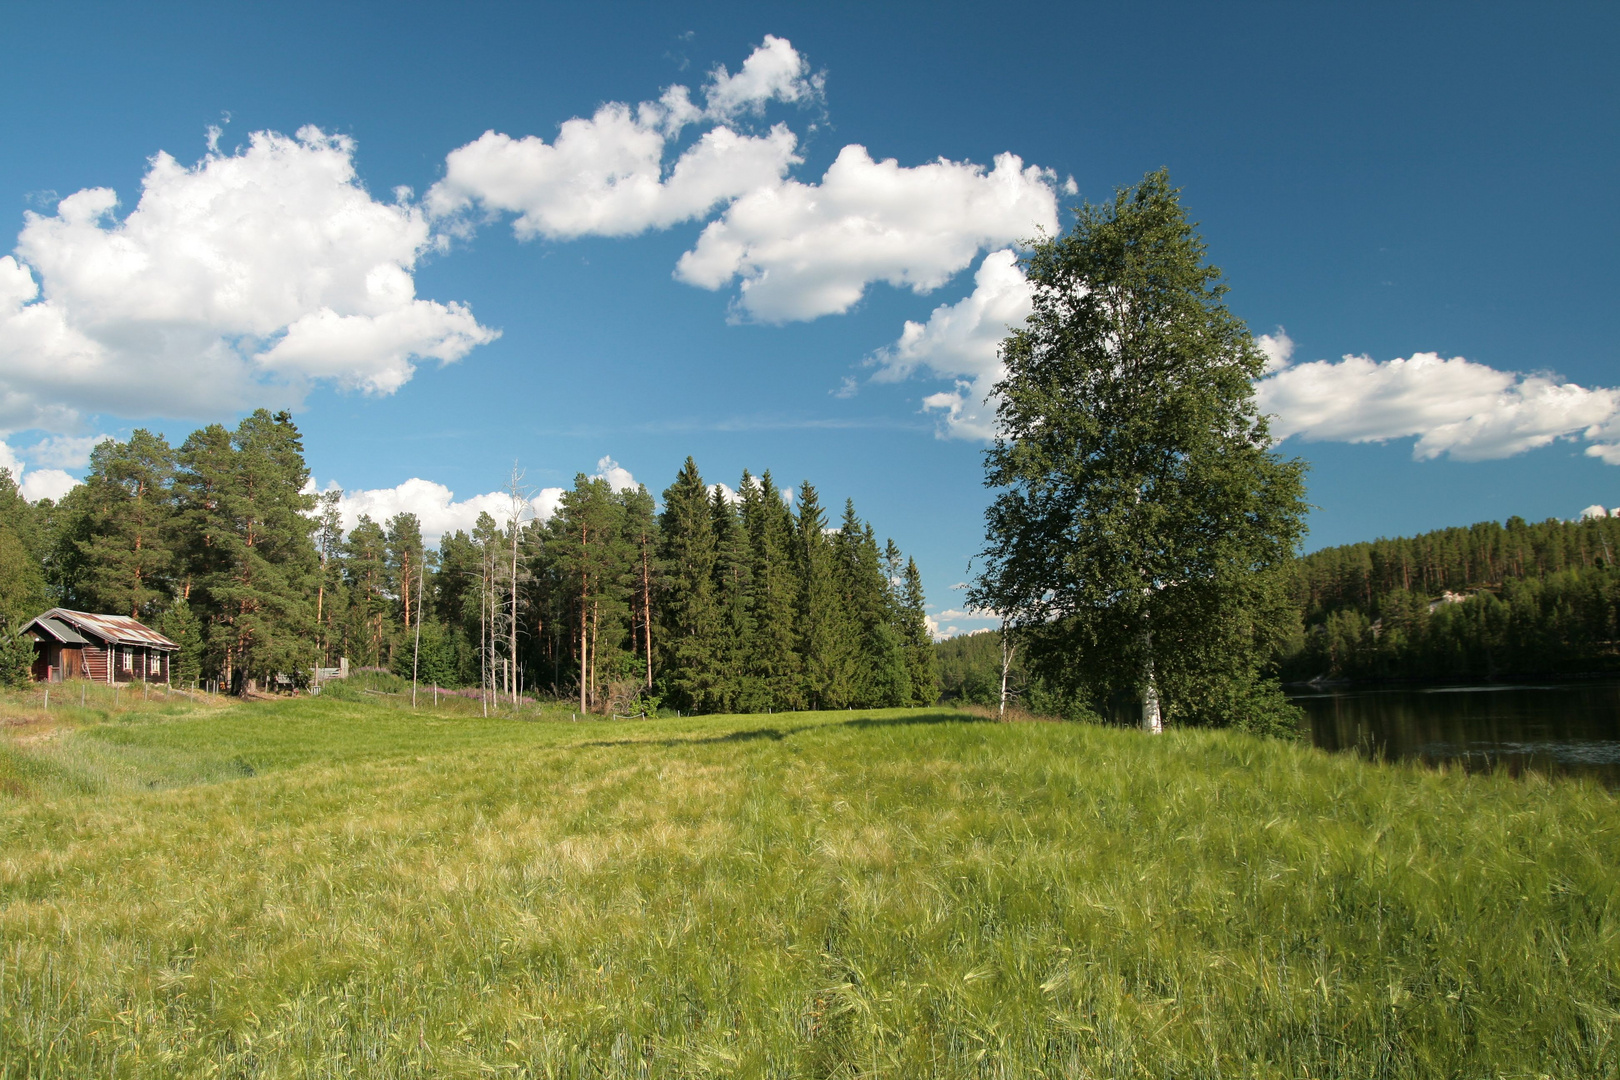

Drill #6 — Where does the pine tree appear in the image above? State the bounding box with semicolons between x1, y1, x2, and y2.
618;485;659;691
554;476;629;712
657;459;722;712
343;516;390;667
74;430;177;618
434;529;485;685
310;490;345;667
386;512;426;666
177;410;319;693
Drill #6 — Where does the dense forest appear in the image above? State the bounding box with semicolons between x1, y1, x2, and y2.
0;414;938;711
1282;514;1620;680
931;513;1620;701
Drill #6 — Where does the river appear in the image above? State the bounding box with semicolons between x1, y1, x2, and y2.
1288;680;1620;785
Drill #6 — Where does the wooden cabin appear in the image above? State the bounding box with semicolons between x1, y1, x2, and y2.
20;609;179;685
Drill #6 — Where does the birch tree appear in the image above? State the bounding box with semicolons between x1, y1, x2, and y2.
971;170;1307;733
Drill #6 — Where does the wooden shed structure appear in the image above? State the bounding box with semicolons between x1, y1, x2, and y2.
20;609;178;685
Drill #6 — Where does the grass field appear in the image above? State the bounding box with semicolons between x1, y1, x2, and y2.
0;689;1616;1078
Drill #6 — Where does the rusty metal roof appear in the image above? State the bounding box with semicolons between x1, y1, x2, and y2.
39;609;179;650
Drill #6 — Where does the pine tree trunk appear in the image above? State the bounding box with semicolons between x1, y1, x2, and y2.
589;599;600;711
578;590;589;714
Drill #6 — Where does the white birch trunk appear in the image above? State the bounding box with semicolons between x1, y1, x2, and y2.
1140;621;1162;734
998;622;1016;721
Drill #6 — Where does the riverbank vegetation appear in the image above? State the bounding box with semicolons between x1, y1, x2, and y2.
1284;513;1620;681
1;696;1615;1077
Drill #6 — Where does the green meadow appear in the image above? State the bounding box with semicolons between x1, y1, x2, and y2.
0;689;1616;1078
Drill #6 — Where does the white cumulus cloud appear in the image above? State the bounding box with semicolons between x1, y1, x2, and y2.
21;433;107;469
868;248;1033;439
0;126;497;433
324;456;640;544
325;478;550;543
676;148;1059;322
1256;349;1620;462
19;469;77;502
703;34;824;119
0;438;81;502
594;455;639;492
427;107;799;241
425;38;816;241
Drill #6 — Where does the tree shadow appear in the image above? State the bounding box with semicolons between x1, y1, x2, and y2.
576;709;989;750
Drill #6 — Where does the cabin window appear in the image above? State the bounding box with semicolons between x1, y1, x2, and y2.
149;653;162;675
121;647;132;672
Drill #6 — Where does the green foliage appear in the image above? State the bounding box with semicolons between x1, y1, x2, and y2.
934;630;1014;706
0;472;46;628
741;471;802;708
898;554;939;704
0;623;32;688
73;429;176;618
657;459;721;711
0;433;936;713
1286;514;1620;680
557;474;633;711
974;169;1307;731
156;597;203;687
175;410;319;692
1;700;1616;1075
391;617;461;689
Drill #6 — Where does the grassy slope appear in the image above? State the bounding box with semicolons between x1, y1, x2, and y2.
0;697;1616;1078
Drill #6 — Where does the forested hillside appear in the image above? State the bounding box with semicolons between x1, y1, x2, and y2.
0;423;937;711
1284;514;1620;680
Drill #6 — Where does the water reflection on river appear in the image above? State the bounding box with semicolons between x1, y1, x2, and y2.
1288;681;1620;785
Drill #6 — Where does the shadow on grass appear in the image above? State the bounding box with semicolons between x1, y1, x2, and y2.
578;710;987;750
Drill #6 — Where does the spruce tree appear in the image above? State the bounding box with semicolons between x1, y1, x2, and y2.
657;459;722;712
711;484;755;712
795;482;857;709
157;597;203;687
742;471;802;710
898;555;940;705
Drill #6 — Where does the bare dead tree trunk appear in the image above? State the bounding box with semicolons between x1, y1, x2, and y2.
502;464;533;708
480;549;490;718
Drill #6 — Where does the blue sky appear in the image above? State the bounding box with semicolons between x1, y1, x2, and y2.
2;1;1617;635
